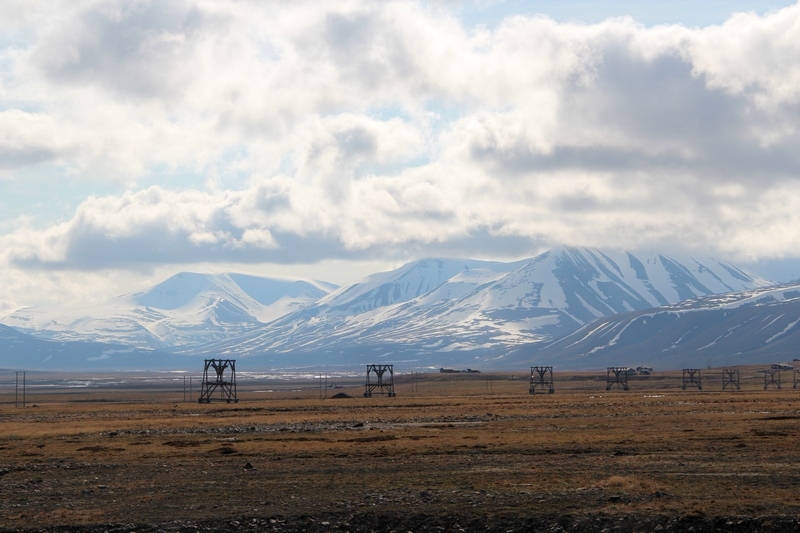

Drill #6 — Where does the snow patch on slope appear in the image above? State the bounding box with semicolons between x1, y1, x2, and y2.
2;272;336;349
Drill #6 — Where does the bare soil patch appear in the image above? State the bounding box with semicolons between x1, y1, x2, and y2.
2;369;800;531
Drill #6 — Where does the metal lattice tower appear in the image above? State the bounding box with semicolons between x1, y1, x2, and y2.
682;369;703;391
606;367;630;391
722;368;740;391
529;366;554;394
364;364;396;397
198;359;238;404
794;370;800;390
763;369;781;390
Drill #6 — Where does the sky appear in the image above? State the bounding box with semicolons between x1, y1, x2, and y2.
2;0;800;314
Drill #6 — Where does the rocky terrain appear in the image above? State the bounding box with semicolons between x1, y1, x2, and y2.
2;371;800;532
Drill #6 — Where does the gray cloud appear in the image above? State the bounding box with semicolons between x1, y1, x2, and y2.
12;226;353;269
33;1;218;100
463;44;800;186
0;146;59;170
4;1;800;308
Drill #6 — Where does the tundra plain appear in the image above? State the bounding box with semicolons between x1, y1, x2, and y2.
2;368;800;532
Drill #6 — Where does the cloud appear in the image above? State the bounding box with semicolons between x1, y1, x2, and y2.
0;110;73;172
689;5;800;106
31;1;222;100
2;0;800;305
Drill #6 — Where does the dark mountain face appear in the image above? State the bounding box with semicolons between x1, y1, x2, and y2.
0;324;181;371
518;282;800;370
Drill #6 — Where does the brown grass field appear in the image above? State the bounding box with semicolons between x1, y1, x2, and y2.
2;367;800;532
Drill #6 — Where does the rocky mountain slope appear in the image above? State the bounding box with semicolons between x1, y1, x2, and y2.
1;248;776;371
2;273;337;350
195;248;772;369
517;281;800;370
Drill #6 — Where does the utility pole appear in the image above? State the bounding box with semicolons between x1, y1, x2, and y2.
17;372;26;407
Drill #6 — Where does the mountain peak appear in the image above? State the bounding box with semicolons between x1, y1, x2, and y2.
320;257;527;314
133;272;226;310
0;249;778;371
2;272;337;350
197;247;774;369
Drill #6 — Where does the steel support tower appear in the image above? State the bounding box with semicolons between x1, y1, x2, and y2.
606;367;629;391
794;370;800;389
682;369;702;391
722;368;740;391
529;366;554;394
198;359;238;403
364;364;396;397
763;369;781;390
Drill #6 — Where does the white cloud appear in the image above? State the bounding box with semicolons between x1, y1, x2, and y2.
2;0;800;308
689;4;800;107
0;110;74;173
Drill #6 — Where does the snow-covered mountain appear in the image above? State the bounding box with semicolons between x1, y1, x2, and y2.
1;248;775;371
319;258;528;315
194;248;772;368
2;272;337;350
521;281;800;370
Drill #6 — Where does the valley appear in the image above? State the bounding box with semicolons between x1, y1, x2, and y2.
2;370;800;532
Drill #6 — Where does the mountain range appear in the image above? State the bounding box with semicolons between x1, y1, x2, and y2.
3;272;336;350
190;248;771;369
522;281;800;370
1;247;779;371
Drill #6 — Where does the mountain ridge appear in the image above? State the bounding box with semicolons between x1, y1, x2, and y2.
3;272;338;350
518;281;800;370
185;247;772;368
0;247;777;371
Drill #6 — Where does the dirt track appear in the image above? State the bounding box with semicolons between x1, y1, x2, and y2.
2;371;800;532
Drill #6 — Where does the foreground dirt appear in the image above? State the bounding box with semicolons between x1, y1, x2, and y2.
2;372;800;531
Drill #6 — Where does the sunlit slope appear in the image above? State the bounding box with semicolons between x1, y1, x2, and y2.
2;273;336;349
199;248;771;368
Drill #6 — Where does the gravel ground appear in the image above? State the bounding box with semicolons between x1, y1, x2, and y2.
7;511;800;532
4;385;800;532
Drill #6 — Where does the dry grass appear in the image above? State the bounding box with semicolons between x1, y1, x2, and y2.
1;369;800;529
